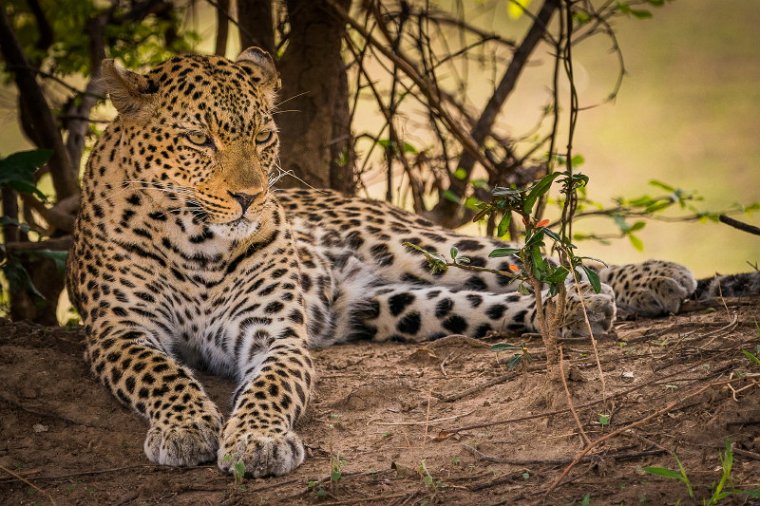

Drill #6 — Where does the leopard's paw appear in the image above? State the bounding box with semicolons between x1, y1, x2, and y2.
144;413;222;466
561;282;617;337
603;260;697;317
218;422;304;478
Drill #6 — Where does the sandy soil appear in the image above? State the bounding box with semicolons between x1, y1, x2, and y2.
1;297;759;506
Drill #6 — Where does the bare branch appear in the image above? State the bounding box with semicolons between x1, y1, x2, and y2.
325;0;497;181
4;236;73;252
718;214;760;236
430;0;561;226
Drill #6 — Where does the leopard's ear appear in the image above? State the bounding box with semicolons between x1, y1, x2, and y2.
235;47;281;95
100;59;155;116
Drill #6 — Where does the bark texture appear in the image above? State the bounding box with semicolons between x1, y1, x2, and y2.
237;0;275;55
276;0;354;194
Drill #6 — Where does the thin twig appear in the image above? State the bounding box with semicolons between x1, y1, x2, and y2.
0;464;57;505
544;381;717;497
718;214;760;236
462;443;665;466
559;346;591;446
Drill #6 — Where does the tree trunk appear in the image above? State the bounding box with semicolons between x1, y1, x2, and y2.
276;0;354;194
8;256;63;326
214;0;230;56
237;0;275;55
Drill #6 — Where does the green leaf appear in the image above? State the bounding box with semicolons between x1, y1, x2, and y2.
402;142;418;154
491;343;521;352
529;245;546;279
1;216;31;234
628;221;646;233
30;249;69;274
545;266;569;285
507;0;532;20
377;139;417;155
644;200;673;214
612;214;630;233
507;354;524;370
2;260;46;302
524;229;545;248
573;10;591;23
649;179;676;191
0;149;52;199
628;195;656;207
618;2;653;18
453;168;468;180
442;190;459;203
742;349;760;367
523;172;561;214
491;186;521;197
598;413;610;426
471;178;490;190
497;212;512;238
630;8;653;18
464;196;482;211
489;247;519;258
450;247;459;259
641;466;684;481
570;154;585;167
580;265;602;293
628;234;644;252
1;148;53;169
543;228;562;243
581;493;591;506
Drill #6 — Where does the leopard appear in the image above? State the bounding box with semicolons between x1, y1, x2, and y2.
67;47;698;478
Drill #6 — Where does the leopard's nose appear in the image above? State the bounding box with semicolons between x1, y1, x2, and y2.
228;191;259;213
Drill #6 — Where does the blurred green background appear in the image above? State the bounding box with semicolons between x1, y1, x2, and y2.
466;0;759;277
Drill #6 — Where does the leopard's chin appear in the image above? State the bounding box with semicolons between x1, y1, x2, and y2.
209;217;262;240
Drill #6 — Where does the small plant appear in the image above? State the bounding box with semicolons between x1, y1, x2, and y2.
491;342;532;370
641;440;760;504
307;454;347;499
330;454;346;485
742;348;760;368
222;454;246;486
307;479;328;499
418;460;444;500
408;169;603;387
642;453;694;500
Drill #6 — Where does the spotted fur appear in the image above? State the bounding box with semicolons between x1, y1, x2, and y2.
68;48;697;477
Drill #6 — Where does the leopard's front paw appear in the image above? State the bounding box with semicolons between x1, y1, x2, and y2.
218;420;304;478
603;260;697;317
144;413;222;466
561;282;617;336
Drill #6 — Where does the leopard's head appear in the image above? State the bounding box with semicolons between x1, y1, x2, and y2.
99;47;281;233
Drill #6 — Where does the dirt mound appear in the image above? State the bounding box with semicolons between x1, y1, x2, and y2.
1;298;759;505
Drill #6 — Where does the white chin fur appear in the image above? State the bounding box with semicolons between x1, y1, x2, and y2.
210;219;260;239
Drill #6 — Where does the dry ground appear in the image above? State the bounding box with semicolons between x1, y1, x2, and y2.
1;297;759;506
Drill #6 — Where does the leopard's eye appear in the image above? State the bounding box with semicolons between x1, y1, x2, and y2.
255;130;273;144
186;132;211;146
